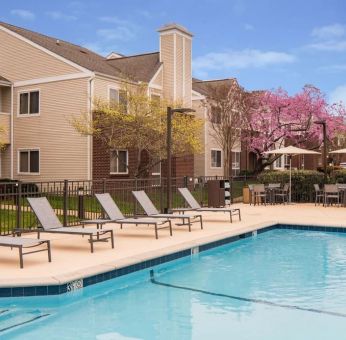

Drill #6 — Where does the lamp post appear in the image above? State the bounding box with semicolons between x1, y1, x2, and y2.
166;106;195;213
314;120;327;182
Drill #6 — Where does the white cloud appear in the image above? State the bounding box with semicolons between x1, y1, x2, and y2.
45;11;77;21
307;40;346;51
10;9;35;20
329;85;346;104
311;23;345;40
318;64;346;72
192;49;296;77
97;16;137;41
306;23;346;51
97;28;135;41
244;23;254;31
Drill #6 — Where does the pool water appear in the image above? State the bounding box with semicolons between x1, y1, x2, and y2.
2;229;346;339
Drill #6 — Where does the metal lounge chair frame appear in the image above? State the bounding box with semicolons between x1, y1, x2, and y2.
132;191;203;231
27;197;114;253
176;187;241;223
0;236;51;268
94;193;172;239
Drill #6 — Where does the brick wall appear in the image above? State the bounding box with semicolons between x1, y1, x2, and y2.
93;137;195;179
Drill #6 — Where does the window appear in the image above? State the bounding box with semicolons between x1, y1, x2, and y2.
18;150;39;174
19;91;39;115
275;155;282;168
210;106;221;124
151;94;161;103
151;159;161;175
109;88;128;113
211;149;222;168
110;150;128;174
109;88;118;106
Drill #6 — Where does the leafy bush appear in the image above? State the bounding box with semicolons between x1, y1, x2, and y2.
333;170;346;183
257;170;325;202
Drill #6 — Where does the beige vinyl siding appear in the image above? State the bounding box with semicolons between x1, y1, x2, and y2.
184;38;192;106
1;146;11;178
176;35;183;102
13;78;89;181
149;68;163;88
93;77;122;101
160;34;175;102
0;30;80;82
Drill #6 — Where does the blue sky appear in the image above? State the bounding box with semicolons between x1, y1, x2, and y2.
1;0;346;103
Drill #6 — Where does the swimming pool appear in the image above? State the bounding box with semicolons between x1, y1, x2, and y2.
2;228;346;339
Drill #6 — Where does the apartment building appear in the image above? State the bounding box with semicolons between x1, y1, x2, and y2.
0;21;246;181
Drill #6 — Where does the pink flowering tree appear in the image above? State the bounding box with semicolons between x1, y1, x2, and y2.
245;85;346;172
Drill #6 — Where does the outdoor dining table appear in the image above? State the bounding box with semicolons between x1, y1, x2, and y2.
265;184;281;204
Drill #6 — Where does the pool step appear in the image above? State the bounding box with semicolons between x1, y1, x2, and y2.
0;309;50;333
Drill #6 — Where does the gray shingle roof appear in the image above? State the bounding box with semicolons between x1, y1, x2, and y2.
192;78;236;96
0;21;160;83
106;52;161;83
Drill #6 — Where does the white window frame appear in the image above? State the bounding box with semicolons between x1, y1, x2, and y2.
108;85;120;103
17;89;40;117
110;149;129;175
17;148;40;175
108;85;128;112
210;148;222;169
232;151;241;170
151;160;161;176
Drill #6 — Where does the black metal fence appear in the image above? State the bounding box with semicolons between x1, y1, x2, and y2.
0;176;251;236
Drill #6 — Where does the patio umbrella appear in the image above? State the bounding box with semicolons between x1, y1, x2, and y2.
329;148;346;154
264;146;320;203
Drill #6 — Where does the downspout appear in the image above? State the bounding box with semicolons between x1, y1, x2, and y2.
10;84;14;179
87;75;95;181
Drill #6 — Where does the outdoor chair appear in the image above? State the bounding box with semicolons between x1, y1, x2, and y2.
274;183;289;204
0;236;51;268
313;184;324;206
27;197;114;253
253;184;267;206
175;187;241;223
94;193;172;239
323;184;340;207
132;191;203;231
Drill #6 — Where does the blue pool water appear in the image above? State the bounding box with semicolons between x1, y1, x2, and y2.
2;229;346;339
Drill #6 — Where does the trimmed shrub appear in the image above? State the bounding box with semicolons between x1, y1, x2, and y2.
333;170;346;183
257;170;325;202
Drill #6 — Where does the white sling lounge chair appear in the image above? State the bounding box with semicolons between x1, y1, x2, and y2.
93;193;172;239
27;197;114;253
0;236;51;268
176;187;241;223
132;191;203;231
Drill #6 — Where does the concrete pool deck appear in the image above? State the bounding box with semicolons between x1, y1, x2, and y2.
1;203;346;288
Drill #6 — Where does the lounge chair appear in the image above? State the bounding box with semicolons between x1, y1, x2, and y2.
0;236;51;268
94;193;172;239
176;187;241;222
27;197;114;253
132;191;203;231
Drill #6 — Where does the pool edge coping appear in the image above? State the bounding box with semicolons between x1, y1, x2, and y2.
1;220;346;297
